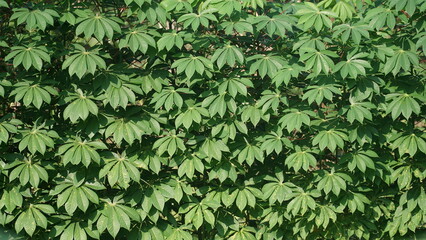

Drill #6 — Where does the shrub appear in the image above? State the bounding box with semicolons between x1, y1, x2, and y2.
0;0;425;239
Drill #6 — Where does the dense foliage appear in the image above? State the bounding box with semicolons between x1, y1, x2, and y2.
0;0;425;239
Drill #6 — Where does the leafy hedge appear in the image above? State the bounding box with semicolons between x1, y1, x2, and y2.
0;0;425;239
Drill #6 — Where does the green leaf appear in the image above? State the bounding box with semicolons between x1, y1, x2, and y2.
211;45;245;69
285;150;317;172
177;9;218;31
62;44;107;79
296;2;337;32
312;129;348;152
11;8;58;30
119;29;156;53
5;46;50;71
75;11;122;40
299;48;338;76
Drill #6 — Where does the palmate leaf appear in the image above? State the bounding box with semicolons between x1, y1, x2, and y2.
99;152;141;189
341;150;377;172
247;54;285;78
237;142;263;165
175;104;209;129
340;191;370;213
210;0;242;16
171;55;212;79
136;73;167;94
5;156;48;187
62;44;107;79
293;36;328;51
388;0;417;16
341;99;375;123
130;225;164;240
96;197;140;238
57;137;107;167
333;23;371;45
161;0;192;12
302;84;341;105
260;131;292;155
151;88;192;111
144;184;175;211
0;77;10;97
374;45;394;62
383;49;419;76
211;119;248;140
177;9;218;31
18;122;58;155
207;185;237;207
296;2;337;32
63;89;98;122
2;0;426;239
278;109;314;132
262;173;296;204
287;188;320;216
14;204;54;236
241;0;265;9
75;10;122;40
385;93;422;120
262;211;284;230
58;222;90;240
103;81;140;109
0;117;21;144
391;133;426;157
164;226;192;240
139;151;163;174
217;77;252;97
157;31;184;51
257;90;288;113
5;45;50;71
118;29;156;54
136;2;168;25
312;129;348;152
10;8;58;30
365;7;397;30
59;11;76;25
226;227;257;240
285;150;317;172
313;205;338;228
104;117;144;145
334;52;371;79
178;153;204;178
179;199;220;229
202;93;236;117
272;64;304;87
0;0;8;8
0;185;23;212
50;174;105;214
201;138;229;160
315;169;352;196
97;73;143;109
232;185;263;211
9;80;57;109
241;105;264;126
391;166;413;190
252;15;295;37
415;33;426;55
220;20;253;34
348;77;381;102
348;125;378;146
299;47;339;76
211;44;245;69
330;0;356;22
153;132;186;156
